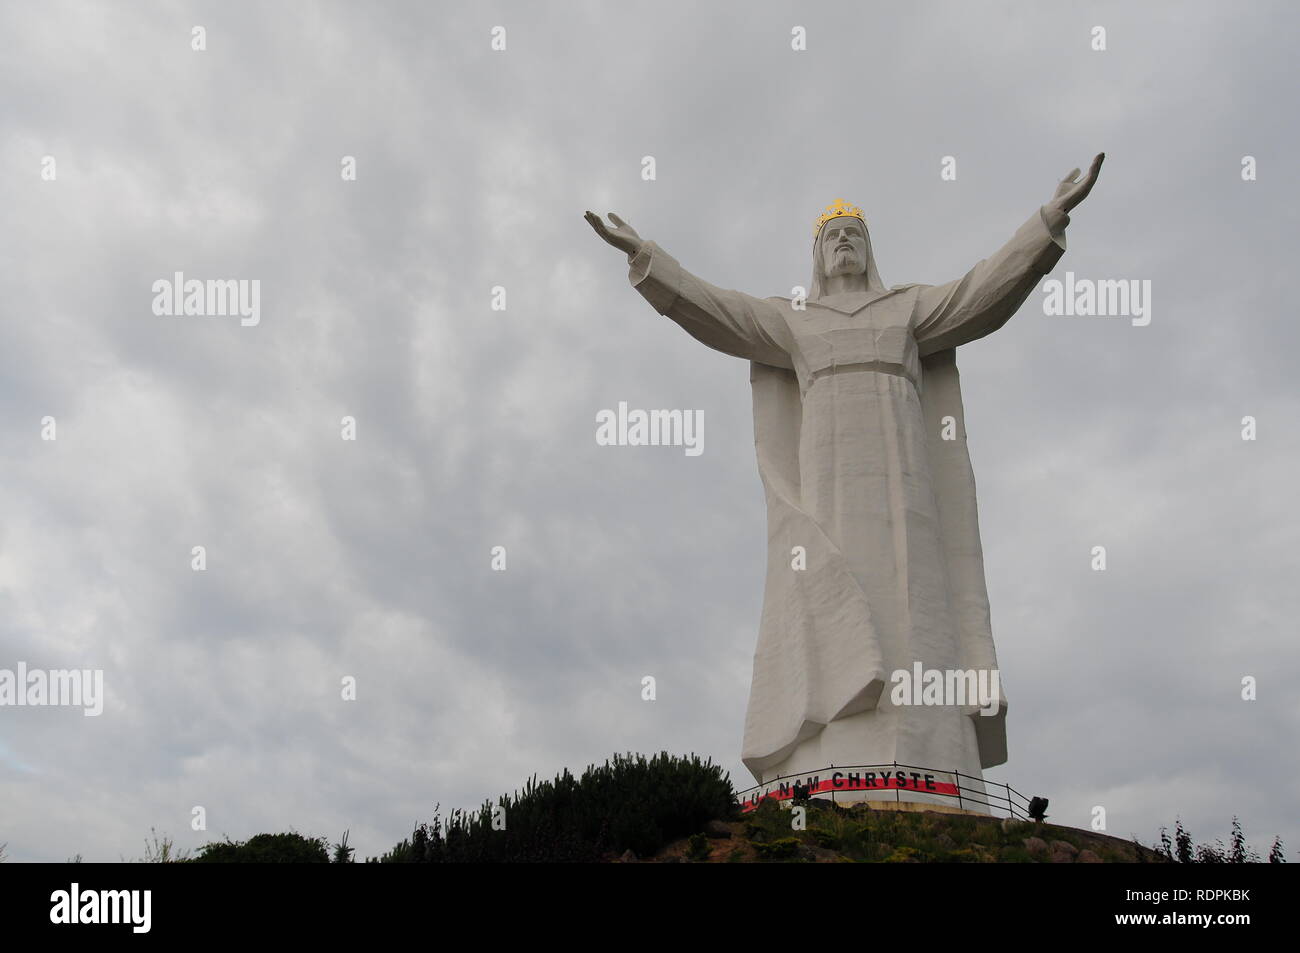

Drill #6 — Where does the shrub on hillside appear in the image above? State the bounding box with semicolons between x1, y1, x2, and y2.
194;832;330;863
377;751;735;863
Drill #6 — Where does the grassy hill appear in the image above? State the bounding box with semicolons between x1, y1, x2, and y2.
638;798;1166;863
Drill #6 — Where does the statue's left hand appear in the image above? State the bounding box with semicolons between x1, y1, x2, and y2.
1048;153;1104;214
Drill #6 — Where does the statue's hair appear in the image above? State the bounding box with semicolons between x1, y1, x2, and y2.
809;215;887;300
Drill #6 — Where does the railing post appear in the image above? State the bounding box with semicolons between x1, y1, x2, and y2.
955;769;963;812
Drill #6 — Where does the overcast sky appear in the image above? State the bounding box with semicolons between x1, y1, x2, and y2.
2;0;1297;862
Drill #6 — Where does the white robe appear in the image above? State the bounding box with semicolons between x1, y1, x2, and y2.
627;207;1068;799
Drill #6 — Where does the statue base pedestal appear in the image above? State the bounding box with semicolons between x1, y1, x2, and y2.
801;798;988;818
752;707;995;815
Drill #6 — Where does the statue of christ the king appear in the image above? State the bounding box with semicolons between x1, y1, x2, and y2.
585;154;1104;809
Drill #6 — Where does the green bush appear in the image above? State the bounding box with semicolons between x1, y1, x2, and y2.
686;833;711;862
377;751;735;863
811;828;840;849
883;845;926;863
753;837;800;859
194;832;330;863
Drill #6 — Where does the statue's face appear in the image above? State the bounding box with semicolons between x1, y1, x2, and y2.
820;217;868;279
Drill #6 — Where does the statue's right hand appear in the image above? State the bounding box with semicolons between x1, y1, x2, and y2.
584;210;644;257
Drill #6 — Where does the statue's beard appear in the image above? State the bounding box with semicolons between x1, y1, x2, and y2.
826;248;863;278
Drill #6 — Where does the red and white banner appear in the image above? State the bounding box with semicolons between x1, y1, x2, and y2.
739;767;961;813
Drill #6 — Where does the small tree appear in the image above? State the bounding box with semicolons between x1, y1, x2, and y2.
1269;837;1286;864
1227;817;1261;863
332;830;355;863
1174;819;1193;864
139;828;189;863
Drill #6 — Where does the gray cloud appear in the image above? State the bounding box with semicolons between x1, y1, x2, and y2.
1;0;1296;862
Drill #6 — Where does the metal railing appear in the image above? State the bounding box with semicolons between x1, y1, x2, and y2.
733;761;1036;820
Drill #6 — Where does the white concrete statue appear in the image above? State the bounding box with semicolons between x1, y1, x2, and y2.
585;155;1104;808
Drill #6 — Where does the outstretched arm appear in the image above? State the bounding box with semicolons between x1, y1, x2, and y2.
912;154;1104;356
585;211;794;369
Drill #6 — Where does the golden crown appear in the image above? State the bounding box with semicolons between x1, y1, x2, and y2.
814;198;866;237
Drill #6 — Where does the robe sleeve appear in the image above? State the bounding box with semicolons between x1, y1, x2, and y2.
628;240;795;369
912;206;1069;356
